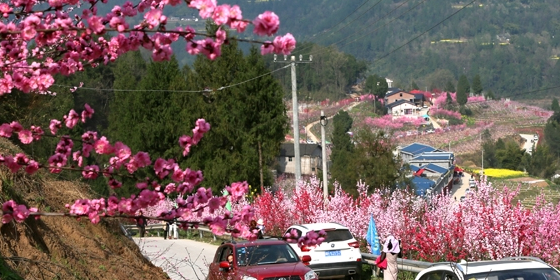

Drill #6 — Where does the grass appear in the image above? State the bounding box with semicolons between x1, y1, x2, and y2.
488;178;560;206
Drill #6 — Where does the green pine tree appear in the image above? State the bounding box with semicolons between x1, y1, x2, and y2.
471;74;483;95
444;80;455;93
486;90;495;100
551;97;560;113
330;110;355;192
456;74;470;106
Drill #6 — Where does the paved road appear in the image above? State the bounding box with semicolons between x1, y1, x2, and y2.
305;102;362;144
134;237;217;280
449;173;472;201
519;134;538;155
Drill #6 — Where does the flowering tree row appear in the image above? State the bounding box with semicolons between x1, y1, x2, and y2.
244;177;560;265
0;0;308;243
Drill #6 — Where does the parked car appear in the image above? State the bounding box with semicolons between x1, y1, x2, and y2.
284;223;362;280
414;256;560;280
207;239;318;280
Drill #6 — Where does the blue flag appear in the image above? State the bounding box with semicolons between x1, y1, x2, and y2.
365;214;381;255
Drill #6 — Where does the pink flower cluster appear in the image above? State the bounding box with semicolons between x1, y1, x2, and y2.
430;108;462;120
2;200;37;223
179;119;210;156
0;0;296;95
365;115;425;129
250;177;560;265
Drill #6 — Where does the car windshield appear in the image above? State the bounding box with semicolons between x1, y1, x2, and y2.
235;244;299;266
466;268;560;280
318;229;354;242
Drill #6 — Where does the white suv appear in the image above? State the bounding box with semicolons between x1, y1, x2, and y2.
284;223;362;280
415;257;560;280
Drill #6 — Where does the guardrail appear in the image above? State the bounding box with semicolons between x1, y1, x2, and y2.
361;253;434;273
122;223;231;240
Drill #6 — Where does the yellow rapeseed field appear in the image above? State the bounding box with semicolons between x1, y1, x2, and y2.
481;168;526;178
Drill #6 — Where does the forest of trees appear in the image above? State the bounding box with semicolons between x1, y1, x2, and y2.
0;29;289;198
210;0;560;99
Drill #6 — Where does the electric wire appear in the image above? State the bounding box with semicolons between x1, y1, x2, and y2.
327;0;428;53
307;0;421;57
293;0;383;55
51;64;291;93
371;0;477;64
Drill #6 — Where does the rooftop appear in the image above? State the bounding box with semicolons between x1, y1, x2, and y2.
279;143;321;157
401;143;438;156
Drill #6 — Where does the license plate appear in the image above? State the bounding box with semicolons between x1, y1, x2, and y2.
325;250;341;257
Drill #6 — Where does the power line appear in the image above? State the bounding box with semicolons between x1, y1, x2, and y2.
51;64;291;93
307;0;420;57
312;0;384;43
371;0;477;63
294;0;383;55
329;0;428;52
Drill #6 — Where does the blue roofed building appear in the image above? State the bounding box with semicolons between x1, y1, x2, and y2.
412;177;436;196
399;143;456;197
410;152;454;169
399;143;442;163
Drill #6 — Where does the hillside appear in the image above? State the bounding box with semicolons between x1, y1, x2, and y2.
0;138;169;280
211;0;560;99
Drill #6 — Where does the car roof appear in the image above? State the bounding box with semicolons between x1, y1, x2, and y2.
290;222;349;231
426;259;552;276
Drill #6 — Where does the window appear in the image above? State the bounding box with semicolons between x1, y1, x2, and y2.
419;271;443;280
217;245;233;263
288;157;292;162
312;167;316;171
400;93;403;97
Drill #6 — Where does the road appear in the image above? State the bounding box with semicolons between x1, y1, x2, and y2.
304;101;362;144
134;237;217;280
424;107;442;129
519;134;538;155
449;172;472;201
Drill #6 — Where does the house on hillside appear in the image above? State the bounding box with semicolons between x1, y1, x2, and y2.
410;152;454;169
399;143;455;196
411;176;436;196
385;90;416;105
386;100;417;116
399;143;442;163
277;143;322;176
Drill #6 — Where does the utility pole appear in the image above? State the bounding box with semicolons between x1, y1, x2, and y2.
480;133;484;176
274;54;312;185
320;111;328;206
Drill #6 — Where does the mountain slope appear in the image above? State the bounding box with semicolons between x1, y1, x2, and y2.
216;0;560;99
0;138;169;280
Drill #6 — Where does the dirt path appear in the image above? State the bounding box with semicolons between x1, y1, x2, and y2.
305;101;362;143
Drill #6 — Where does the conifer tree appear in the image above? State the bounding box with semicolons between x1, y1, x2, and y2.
472;74;483;95
444;80;455;93
456;74;470;106
330;110;355;191
551;97;560;113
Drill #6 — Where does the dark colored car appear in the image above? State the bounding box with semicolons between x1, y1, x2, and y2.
208;239;318;280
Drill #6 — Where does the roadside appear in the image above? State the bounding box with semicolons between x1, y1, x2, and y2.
305;101;362;144
134;237;218;280
449;172;471;201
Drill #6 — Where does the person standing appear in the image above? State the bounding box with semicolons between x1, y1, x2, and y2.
168;218;178;239
136;210;147;238
379;235;402;280
256;219;265;238
163;220;170;240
